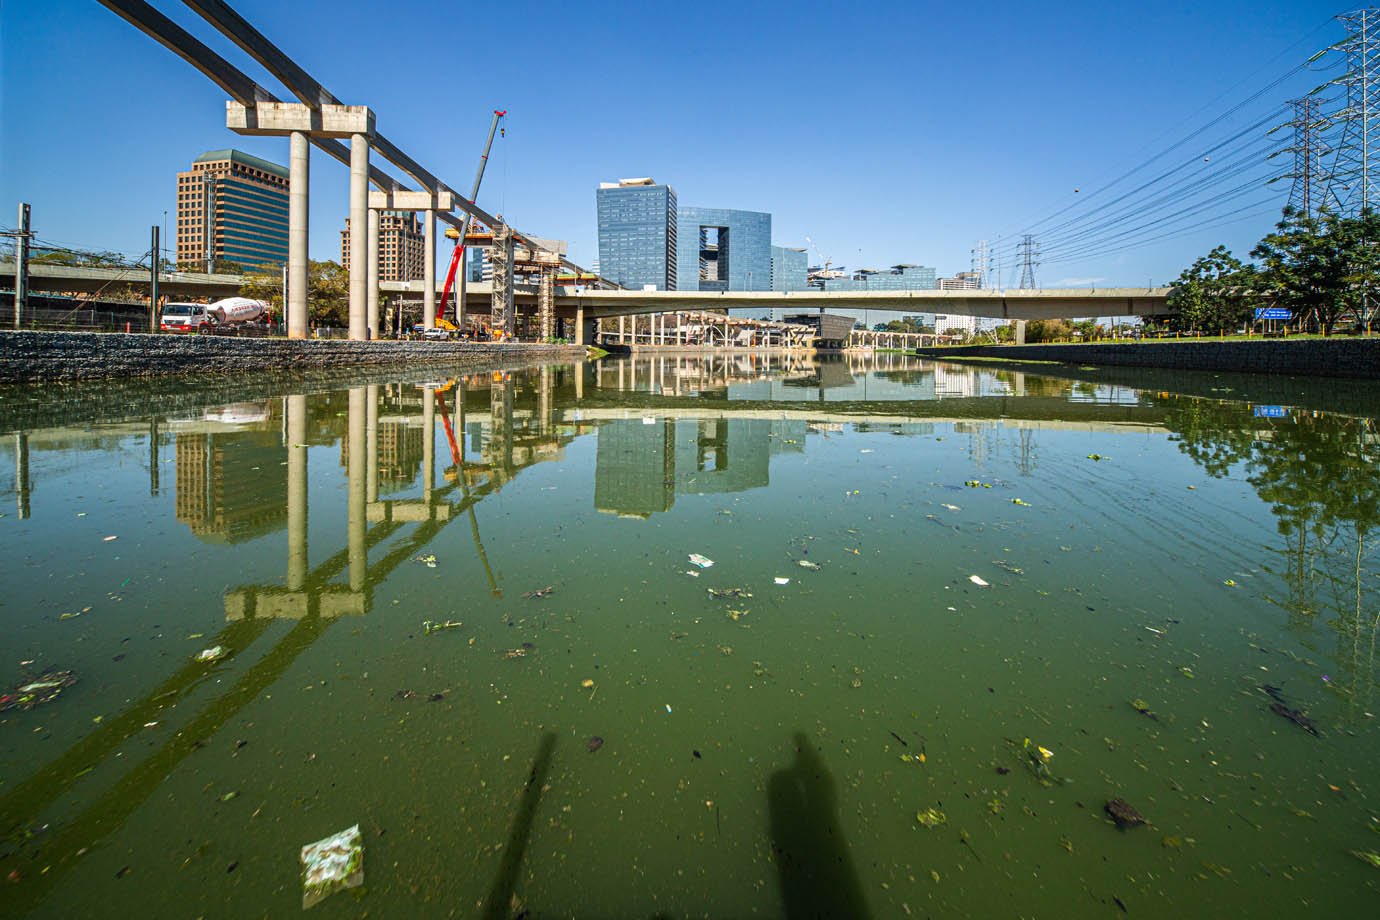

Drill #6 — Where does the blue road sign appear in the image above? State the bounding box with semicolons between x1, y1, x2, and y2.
1253;405;1289;418
1255;307;1292;321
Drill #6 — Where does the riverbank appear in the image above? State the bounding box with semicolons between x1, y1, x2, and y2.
0;330;585;384
914;337;1380;379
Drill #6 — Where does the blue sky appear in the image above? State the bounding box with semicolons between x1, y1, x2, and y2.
0;0;1345;286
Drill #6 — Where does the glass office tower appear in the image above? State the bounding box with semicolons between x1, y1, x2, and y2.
771;245;809;292
675;207;772;292
596;179;678;291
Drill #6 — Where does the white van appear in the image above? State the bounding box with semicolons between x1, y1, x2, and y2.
160;302;212;333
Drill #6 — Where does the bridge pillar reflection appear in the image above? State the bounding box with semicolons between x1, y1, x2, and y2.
286;394;308;591
366;384;379;503
422;385;436;501
348;387;367;590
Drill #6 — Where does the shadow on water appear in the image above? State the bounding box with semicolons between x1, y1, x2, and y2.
481;731;557;920
768;732;872;920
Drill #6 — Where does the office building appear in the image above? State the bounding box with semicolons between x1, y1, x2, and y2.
176;149;289;271
596;178;678;290
340;211;426;282
938;271;983;290
818;263;938;292
675;207;772;292
771;245;809;292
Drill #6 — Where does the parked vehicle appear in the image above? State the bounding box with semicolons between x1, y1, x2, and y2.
160;297;270;334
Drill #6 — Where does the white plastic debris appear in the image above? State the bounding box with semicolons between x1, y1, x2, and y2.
688;553;714;569
300;824;363;909
798;560;821;571
969;575;990;587
774;577;790;585
195;646;228;663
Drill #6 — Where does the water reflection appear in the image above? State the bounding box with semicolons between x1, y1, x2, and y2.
3;354;1380;915
1155;394;1380;723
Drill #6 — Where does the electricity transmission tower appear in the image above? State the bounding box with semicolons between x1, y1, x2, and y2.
971;239;989;288
1327;8;1380;215
1271;97;1328;216
1017;234;1039;289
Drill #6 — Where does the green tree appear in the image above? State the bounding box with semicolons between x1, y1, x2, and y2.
1249;208;1380;335
239;259;349;327
1166;245;1255;333
1025;319;1072;343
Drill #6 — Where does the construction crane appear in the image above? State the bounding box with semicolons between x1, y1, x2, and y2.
437;109;507;329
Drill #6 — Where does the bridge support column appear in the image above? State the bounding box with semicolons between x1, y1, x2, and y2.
367;208;380;338
423;209;436;329
491;223;514;338
537;266;555;340
1014;319;1027;345
288;132;309;340
349;133;369;341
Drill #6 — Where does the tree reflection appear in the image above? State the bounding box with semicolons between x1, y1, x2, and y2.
1157;394;1380;721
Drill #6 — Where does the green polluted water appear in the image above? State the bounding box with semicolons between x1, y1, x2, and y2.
1;353;1378;917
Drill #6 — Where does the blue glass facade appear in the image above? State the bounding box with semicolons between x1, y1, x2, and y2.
820;264;937;292
675;207;772;292
771;245;808;292
596;181;678;290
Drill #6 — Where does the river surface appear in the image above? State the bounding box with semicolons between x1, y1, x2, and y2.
1;353;1377;918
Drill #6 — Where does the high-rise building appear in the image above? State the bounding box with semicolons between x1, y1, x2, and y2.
596;178;678;291
820;264;938;291
176;149;289;271
771;245;808;292
937;271;983;290
340;211;426;281
675;207;772;292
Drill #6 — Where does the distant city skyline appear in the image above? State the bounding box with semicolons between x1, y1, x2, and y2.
0;0;1342;286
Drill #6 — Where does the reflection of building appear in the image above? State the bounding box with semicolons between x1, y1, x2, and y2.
176;149;289;271
376;420;424;492
175;431;287;542
597;178;678;291
595;418;677;517
595;417;805;516
676;207;772;292
341;211;425;281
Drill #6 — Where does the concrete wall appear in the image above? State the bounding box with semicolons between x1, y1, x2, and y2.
0;331;585;384
915;339;1380;380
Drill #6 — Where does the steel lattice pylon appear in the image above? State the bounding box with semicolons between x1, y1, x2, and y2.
1017;234;1039;290
1327;8;1380;215
1277;97;1329;216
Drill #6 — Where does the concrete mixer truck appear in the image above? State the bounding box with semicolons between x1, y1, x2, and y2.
160;297;271;334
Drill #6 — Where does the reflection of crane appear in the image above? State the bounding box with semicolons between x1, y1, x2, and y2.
437;110;507;327
432;382;502;597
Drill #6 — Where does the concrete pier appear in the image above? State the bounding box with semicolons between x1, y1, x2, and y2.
367;208;380;340
288;132;309;340
349;134;369;340
424;210;436;330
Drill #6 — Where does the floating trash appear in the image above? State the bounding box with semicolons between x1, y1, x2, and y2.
1104;797;1146;830
1011;498;1031;507
413;553;437;568
915;807;947;828
522;585;555;599
941;503;961;512
587;736;605;752
708;587;752;599
688;553;715;569
300;824;363;909
774;577;790;586
422;620;462;635
797;560;821;571
969;575;989;587
195;646;228;664
581;679;595;689
0;669;78;711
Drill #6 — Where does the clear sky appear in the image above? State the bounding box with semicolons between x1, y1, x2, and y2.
0;0;1347;287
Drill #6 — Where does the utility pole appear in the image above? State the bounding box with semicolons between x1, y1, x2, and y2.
1018;234;1039;290
13;202;31;329
149;226;160;333
1327;8;1380;215
1272;97;1328;217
